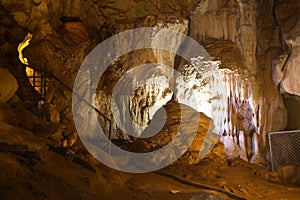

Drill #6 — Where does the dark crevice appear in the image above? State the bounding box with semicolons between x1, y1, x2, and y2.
272;0;292;73
49;146;96;172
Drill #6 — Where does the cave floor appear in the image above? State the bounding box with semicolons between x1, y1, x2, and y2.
1;132;300;200
1;103;300;200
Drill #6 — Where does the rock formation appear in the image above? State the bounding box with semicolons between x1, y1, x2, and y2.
0;68;18;103
0;0;299;167
1;1;300;199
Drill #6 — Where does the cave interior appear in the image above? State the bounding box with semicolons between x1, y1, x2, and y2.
0;0;300;199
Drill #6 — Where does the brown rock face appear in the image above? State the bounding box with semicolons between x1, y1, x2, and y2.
0;68;18;103
0;0;193;39
43;103;60;123
1;2;300;199
59;22;89;45
278;165;300;186
275;0;300;96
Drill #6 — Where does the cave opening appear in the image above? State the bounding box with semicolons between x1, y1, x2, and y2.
283;94;300;130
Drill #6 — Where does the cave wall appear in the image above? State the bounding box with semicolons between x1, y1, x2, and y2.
188;0;289;163
0;0;193;40
0;0;299;164
275;0;300;96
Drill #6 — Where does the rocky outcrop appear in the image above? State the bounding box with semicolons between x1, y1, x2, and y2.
43;103;60;123
131;101;226;165
0;68;18;103
0;0;193;40
0;98;129;199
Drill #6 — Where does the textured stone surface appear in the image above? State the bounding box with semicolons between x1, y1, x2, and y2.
276;0;300;96
0;0;193;40
94;16;189;139
0;68;18;103
59;22;89;45
43;103;60;123
189;0;288;163
0;0;52;39
131;101;227;165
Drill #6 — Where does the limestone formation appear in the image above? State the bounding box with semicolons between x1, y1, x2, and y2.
0;0;299;166
130;101;227;165
189;0;288;164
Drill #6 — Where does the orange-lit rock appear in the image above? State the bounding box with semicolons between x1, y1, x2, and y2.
0;68;18;103
60;22;89;45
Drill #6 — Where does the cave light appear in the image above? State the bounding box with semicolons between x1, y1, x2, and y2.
17;32;49;96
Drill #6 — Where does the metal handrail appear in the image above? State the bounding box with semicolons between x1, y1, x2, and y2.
17;32;114;150
24;63;113;143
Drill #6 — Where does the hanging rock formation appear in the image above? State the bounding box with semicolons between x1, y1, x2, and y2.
188;0;289;164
